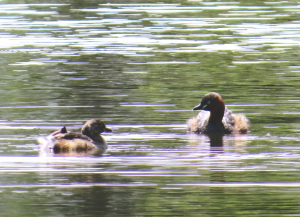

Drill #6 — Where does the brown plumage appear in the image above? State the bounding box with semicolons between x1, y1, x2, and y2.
187;92;249;134
39;119;112;155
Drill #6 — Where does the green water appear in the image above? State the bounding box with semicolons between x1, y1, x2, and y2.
0;0;300;216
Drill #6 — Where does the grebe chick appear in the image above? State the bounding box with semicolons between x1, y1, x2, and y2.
187;92;249;134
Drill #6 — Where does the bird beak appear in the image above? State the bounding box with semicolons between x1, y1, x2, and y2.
193;103;202;110
104;127;113;132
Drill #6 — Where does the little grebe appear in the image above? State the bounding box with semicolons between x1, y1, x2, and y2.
187;92;249;134
39;119;112;155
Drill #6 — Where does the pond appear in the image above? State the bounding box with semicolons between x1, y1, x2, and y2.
1;0;300;216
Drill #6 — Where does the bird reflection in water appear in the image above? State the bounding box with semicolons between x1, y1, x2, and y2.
208;133;224;153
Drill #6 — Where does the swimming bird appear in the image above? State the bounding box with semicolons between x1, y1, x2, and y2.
187;92;249;134
39;119;112;155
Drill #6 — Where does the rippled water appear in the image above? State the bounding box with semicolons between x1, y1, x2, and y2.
1;0;300;216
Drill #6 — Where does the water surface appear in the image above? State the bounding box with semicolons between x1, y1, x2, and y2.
0;0;300;216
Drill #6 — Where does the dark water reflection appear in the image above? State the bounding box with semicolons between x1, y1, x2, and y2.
1;0;300;216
